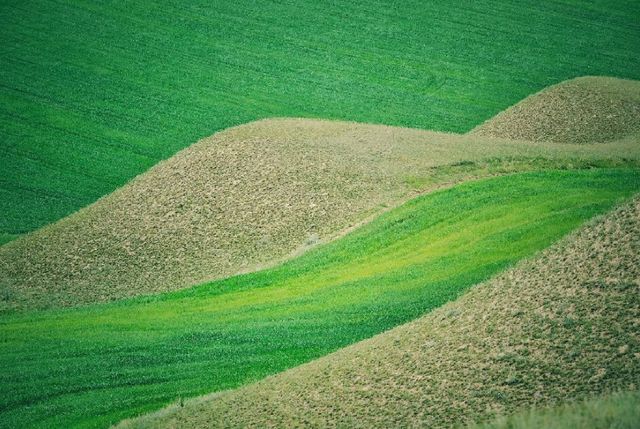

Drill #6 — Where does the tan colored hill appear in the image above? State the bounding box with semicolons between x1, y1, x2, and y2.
2;78;640;311
471;77;640;144
2;120;638;312
119;196;640;429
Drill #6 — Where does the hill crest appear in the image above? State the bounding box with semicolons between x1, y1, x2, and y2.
471;76;640;144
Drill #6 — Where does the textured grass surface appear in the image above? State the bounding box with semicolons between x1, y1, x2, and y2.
472;77;640;143
3;117;640;311
124;191;640;429
0;169;638;428
470;390;640;429
2;1;640;239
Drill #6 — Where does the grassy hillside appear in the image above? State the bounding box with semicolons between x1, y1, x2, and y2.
3;116;640;311
472;77;640;143
1;170;637;428
122;192;640;429
470;390;640;429
2;1;640;240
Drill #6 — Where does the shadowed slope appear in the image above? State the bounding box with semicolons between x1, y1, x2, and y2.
122;195;640;428
2;117;639;311
471;77;640;143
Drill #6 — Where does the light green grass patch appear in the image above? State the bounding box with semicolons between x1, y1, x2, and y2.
122;192;640;429
5;117;640;310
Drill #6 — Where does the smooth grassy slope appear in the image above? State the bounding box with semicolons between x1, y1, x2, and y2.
3;117;640;312
472;76;640;143
1;170;638;428
123;191;640;429
2;1;640;240
469;390;640;429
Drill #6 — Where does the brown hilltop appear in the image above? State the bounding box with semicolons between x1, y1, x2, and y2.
472;76;640;144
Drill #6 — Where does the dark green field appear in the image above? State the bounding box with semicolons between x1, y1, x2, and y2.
1;169;638;428
2;0;640;240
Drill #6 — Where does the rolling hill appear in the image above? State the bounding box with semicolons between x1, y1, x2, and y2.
3;2;640;428
1;123;638;311
1;170;637;428
471;76;640;143
2;77;640;311
2;1;640;241
119;194;640;429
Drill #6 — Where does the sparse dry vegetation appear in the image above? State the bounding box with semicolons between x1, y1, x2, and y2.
122;196;640;428
472;77;640;144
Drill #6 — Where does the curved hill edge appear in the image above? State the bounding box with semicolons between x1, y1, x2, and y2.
2;169;638;428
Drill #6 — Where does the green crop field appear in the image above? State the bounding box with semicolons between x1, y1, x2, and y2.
1;169;638;428
5;106;640;312
2;0;640;240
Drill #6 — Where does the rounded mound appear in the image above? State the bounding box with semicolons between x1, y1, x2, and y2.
0;120;455;310
471;76;640;144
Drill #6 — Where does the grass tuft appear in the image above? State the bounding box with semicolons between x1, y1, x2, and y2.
469;390;640;429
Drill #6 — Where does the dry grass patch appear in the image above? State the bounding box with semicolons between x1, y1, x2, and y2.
120;196;640;428
472;76;640;144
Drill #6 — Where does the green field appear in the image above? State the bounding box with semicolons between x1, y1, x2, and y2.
1;169;638;428
2;0;640;239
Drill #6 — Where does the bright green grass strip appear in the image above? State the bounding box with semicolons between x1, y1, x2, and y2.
470;390;640;429
2;0;640;237
1;169;639;428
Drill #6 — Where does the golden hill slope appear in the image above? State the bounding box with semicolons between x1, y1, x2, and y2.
471;77;640;143
119;196;640;429
1;118;638;311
